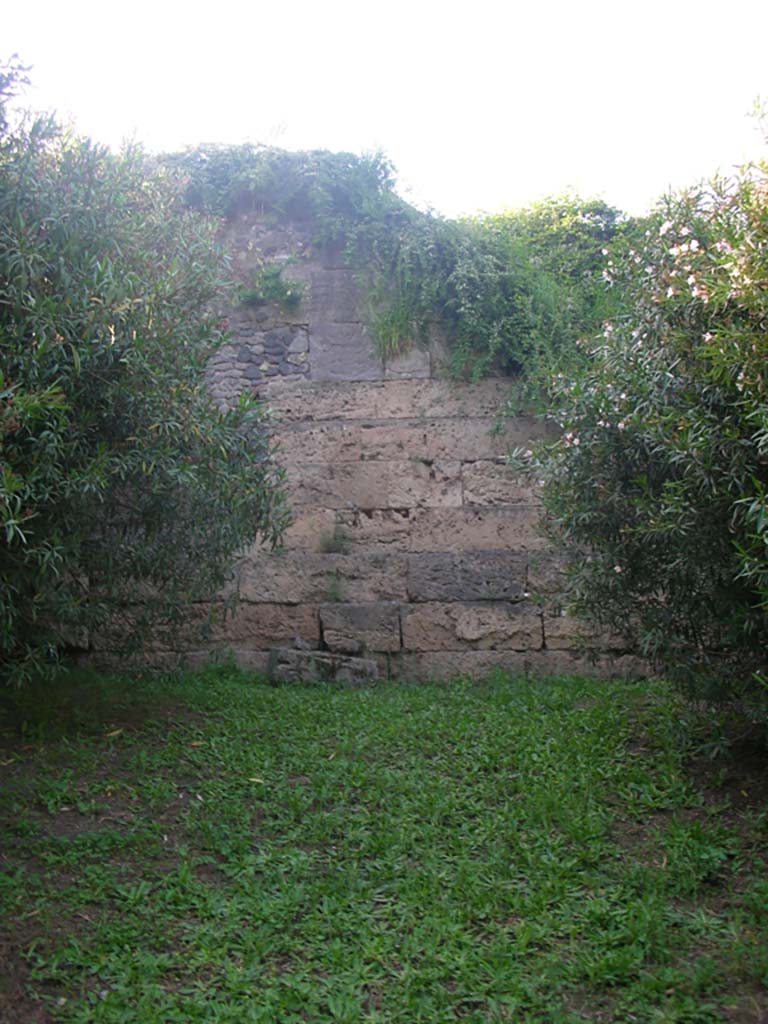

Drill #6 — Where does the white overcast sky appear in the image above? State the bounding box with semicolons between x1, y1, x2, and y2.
5;0;767;218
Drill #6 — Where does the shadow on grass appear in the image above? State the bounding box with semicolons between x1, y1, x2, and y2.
0;664;247;747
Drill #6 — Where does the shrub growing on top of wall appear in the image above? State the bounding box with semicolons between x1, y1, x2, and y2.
167;143;625;382
163;144;405;242
530;154;768;721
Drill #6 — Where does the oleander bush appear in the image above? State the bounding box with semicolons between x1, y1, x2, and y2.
530;152;768;720
0;61;288;686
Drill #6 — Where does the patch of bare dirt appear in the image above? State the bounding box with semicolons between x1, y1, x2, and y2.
0;917;71;1024
720;986;768;1023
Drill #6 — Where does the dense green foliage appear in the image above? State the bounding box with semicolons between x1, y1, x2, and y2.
532;159;768;718
168;144;624;380
2;669;766;1022
0;67;287;685
435;197;625;381
164;144;403;239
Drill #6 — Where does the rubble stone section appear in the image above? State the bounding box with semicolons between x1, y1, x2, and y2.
197;214;643;684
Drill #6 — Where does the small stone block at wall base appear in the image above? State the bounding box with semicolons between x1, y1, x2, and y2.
267;647;382;687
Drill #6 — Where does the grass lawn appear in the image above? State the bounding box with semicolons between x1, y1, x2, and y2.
0;669;766;1023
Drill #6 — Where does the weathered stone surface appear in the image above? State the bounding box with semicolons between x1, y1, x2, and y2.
329;507;544;553
226;648;271;673
260;378;514;422
393;649;647;681
392;650;532;681
216;603;320;649
88;646;271;674
281;508;543;555
286;460;463;510
274;418;513;464
264;325;296;350
527;552;568;601
462;460;541;506
407;552;527;602
287;330;309;354
401;602;542;651
238;552;408;604
408;507;545;553
320;602;401;654
208;342;240;365
384;345;431;379
310;323;384;382
251;508;338;552
543;613;628;652
89;649;207;672
523;651;649;680
302;267;363;323
143;602;319;651
268;647;382;686
335;509;413;549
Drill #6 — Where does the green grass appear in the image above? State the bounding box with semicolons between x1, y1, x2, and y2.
0;669;766;1023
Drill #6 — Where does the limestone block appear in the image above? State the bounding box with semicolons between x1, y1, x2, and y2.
542;611;589;650
462;460;541;506
329;507;544;554
335;509;413;549
238;552;408;604
527;552;568;602
274;418;513;465
309;323;384;382
392;649;646;682
268;647;382;686
226;648;271;673
384;345;431;379
286;460;463;510
96;649;208;672
401;602;542;651
253;509;338;552
319;602;401;654
523;651;649;680
543;612;628;652
407;552;527;602
87;645;269;674
392;650;532;682
303;266;364;323
259;379;514;423
216;602;320;649
408;507;546;553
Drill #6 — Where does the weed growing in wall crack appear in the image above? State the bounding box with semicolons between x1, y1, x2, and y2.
318;525;351;555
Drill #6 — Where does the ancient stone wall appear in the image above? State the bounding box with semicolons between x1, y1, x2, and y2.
194;213;640;682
